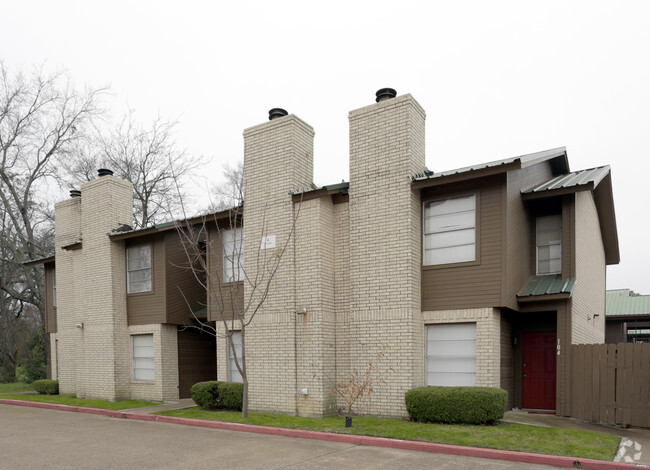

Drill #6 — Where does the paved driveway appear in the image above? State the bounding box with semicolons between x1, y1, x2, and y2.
0;404;565;469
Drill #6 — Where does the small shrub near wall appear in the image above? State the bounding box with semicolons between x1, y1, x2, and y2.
405;386;507;425
191;381;222;410
218;382;243;411
191;381;243;411
33;379;59;395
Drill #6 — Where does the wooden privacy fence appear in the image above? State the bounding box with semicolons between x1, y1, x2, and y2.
568;343;650;427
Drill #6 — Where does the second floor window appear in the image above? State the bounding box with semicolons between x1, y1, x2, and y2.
223;228;244;282
537;215;562;275
127;245;152;293
424;194;476;266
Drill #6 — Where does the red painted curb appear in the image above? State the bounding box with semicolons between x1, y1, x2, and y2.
1;399;645;470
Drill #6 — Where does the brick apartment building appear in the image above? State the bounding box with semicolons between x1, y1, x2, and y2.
35;89;619;417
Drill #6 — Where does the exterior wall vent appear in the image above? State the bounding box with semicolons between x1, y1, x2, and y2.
375;88;397;102
97;168;114;177
268;108;288;121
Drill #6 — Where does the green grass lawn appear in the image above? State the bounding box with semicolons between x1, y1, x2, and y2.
0;382;36;393
0;394;155;410
155;408;620;461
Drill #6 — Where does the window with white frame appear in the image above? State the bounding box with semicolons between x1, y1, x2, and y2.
223;228;244;283
228;331;243;383
537;215;562;275
127;245;152;293
132;334;154;381
423;194;476;266
426;323;476;386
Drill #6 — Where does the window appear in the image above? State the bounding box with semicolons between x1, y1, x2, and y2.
426;323;476;386
537;215;561;275
423;194;476;266
127;245;152;293
52;269;57;308
228;331;243;383
132;334;154;381
223;228;244;283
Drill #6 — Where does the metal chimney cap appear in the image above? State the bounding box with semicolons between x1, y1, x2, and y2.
97;168;114;177
69;189;81;198
268;108;288;121
375;88;397;102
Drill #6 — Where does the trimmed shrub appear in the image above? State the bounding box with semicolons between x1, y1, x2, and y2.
405;386;507;425
33;379;59;395
218;382;243;411
191;381;223;410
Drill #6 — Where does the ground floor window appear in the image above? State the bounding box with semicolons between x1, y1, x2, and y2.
132;334;154;381
426;323;476;386
228;331;243;383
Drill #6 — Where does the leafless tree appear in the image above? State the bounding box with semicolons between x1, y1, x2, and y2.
174;188;301;418
63;111;204;229
0;62;104;321
209;161;243;212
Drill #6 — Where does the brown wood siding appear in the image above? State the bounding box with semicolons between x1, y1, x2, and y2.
177;327;217;398
206;225;244;323
44;262;57;333
504;163;554;309
421;176;503;311
165;231;206;325
606;320;625;344
127;235;166;325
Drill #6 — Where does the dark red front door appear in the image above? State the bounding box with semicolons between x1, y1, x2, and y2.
522;331;557;410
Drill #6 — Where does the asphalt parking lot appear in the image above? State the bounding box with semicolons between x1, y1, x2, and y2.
0;404;566;469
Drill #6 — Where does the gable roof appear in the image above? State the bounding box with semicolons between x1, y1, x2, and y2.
523;165;619;265
606;289;650;317
411;147;569;188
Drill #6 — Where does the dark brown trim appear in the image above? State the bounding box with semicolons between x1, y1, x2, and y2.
110;210;236;241
521;183;594;201
61;242;82;251
517;292;571;303
23;255;55;267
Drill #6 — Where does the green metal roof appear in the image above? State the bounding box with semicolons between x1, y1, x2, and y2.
518;275;576;297
193;307;207;317
606;289;650;316
521;165;610;196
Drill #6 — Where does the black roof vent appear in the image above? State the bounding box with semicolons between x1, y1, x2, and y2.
375;88;397;103
268;108;288;121
98;168;114;177
70;189;81;198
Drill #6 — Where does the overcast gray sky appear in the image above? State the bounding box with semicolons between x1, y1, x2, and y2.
2;0;649;293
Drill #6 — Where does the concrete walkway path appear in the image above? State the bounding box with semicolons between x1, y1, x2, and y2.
118;397;196;413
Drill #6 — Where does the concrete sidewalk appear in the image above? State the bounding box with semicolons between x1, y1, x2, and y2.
118;397;196;414
503;411;650;466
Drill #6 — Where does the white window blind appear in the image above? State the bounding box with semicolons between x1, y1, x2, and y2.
127;245;152;293
132;334;154;381
424;194;476;266
537;215;562;275
228;331;243;383
223;228;244;283
426;323;476;386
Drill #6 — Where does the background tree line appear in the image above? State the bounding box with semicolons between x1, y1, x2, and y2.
0;62;213;382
